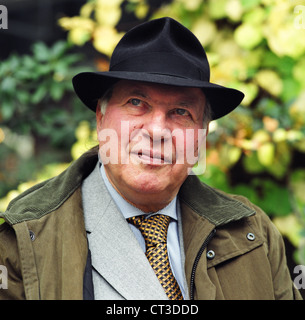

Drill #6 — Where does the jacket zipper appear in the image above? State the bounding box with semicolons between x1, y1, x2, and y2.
190;228;216;300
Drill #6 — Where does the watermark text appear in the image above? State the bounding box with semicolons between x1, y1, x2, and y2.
293;265;305;289
0;5;8;29
294;5;305;29
97;121;207;175
0;265;8;289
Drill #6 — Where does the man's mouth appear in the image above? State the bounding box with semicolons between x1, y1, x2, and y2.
131;149;172;165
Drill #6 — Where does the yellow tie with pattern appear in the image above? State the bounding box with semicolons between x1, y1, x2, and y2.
128;214;183;300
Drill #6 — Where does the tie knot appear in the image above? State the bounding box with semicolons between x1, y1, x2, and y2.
128;214;170;247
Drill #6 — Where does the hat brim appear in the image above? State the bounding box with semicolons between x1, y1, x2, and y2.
72;71;244;120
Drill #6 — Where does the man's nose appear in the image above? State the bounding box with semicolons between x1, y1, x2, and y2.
142;110;172;142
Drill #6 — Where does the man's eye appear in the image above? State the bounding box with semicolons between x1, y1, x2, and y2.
175;108;190;116
129;98;142;106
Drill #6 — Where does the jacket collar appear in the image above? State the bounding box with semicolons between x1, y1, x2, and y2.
179;175;255;227
2;149;98;225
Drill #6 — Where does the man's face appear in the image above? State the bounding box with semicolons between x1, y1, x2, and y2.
96;80;207;212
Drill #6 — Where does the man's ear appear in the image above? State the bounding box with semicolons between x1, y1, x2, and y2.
96;104;104;133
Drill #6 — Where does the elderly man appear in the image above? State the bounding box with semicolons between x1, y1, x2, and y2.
0;17;301;300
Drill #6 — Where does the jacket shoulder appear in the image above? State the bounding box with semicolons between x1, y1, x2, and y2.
227;193;276;235
2;150;98;225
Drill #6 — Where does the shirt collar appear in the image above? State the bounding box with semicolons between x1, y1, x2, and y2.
99;163;178;221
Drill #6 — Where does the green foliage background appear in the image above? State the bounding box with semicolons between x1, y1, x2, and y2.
1;0;305;264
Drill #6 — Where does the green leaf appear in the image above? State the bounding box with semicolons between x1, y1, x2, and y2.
32;86;48;104
266;141;291;179
51;41;69;59
199;164;230;192
50;83;64;101
280;78;301;103
16;90;30;105
1;99;15;120
243;152;265;174
32;42;50;62
4;55;20;74
22;55;37;70
258;180;293;216
231;184;259;204
36;63;52;76
240;0;261;11
1;77;16;93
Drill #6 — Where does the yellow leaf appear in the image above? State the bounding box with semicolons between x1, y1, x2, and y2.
257;142;275;167
192;19;217;46
135;2;149;19
95;4;122;26
289;91;305;120
234;23;263;49
0;127;5;143
264;2;305;58
97;0;124;6
286;130;304;142
206;52;219;67
151;5;179;21
231;82;258;106
211;57;247;84
80;2;95;18
93;26;124;56
212;37;241;59
58;17;95;31
265;25;305;59
58;17;72;30
208;0;227;19
68;28;91;46
240;139;255;151
254;70;283;96
179;0;202;11
219;145;242;167
243;7;266;25
72;121;97;160
273;128;287;143
228;146;242;166
0;190;19;212
226;0;243;21
273;215;302;248
253;129;270;145
75;121;91;140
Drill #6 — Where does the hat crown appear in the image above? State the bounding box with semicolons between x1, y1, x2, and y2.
109;17;210;81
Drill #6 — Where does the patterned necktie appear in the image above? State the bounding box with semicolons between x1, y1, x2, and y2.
128;214;183;300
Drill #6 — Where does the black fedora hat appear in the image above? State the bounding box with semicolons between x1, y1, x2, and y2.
72;17;244;120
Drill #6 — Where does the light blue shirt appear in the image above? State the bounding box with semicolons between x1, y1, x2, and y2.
99;164;186;298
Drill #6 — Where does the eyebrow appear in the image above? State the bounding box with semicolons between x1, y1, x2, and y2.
129;89;150;99
128;88;198;109
177;101;194;108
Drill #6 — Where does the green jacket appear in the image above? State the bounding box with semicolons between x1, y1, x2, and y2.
0;150;302;300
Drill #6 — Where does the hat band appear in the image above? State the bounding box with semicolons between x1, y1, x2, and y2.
110;52;209;81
